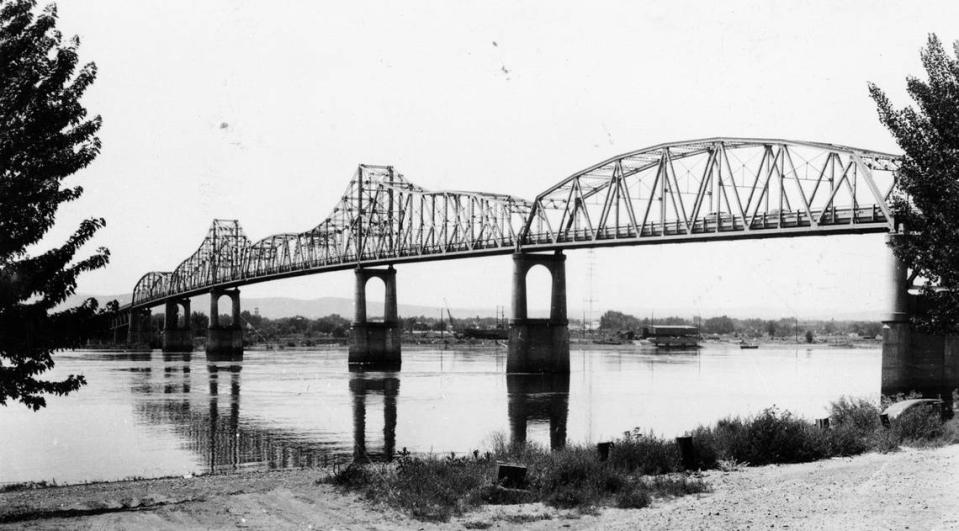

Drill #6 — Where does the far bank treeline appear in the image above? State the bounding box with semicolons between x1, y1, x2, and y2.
599;311;883;339
150;309;883;344
149;311;501;343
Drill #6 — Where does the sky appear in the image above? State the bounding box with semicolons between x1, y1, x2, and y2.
41;0;959;320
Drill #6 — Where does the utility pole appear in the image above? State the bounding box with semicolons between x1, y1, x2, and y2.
583;249;597;338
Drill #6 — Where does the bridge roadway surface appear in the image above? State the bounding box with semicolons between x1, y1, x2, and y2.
124;137;900;311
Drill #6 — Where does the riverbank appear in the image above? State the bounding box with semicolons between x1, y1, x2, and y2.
2;444;957;530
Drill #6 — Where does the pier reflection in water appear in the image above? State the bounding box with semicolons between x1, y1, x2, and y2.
206;361;241;473
349;369;399;462
163;352;191;395
507;374;569;450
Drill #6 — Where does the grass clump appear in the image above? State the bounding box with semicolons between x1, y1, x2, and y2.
538;447;634;509
647;475;710;496
614;484;651;509
607;429;681;475
330;452;492;521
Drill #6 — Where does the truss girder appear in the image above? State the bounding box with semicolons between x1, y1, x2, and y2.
521;137;898;246
130;139;900;309
132;165;532;306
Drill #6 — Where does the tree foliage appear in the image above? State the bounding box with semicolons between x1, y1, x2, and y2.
598;310;642;331
869;35;959;333
703;315;735;334
0;0;108;410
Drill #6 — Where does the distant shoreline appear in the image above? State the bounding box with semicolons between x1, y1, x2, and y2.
77;338;882;353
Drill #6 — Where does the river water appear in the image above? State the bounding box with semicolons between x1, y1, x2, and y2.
0;344;880;486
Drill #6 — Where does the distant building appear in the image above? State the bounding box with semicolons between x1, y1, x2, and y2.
643;325;701;348
646;325;700;337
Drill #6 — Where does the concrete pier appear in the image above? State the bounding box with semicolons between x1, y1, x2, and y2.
349;267;401;369
162;298;194;352
507;373;569;450
207;289;243;361
881;234;959;411
508;252;570;373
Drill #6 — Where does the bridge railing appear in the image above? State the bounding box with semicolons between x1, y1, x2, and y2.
521;205;891;246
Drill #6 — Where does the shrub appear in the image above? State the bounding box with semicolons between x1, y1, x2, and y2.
873;426;902;453
687;426;721;469
824;396;884;456
615;484;652;508
392;455;491;520
686;408;831;466
941;418;959;444
893;403;943;442
534;448;624;508
744;407;831;464
329;454;493;521
330;463;374;489
608;429;682;474
829;396;881;432
825;422;873;456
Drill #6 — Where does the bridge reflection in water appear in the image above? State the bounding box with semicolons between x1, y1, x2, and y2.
129;353;570;472
134;354;348;473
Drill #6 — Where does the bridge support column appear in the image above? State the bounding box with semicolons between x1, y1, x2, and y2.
881;234;959;413
349;266;401;369
207;289;243;361
508;252;570;373
163;298;194;352
126;308;153;347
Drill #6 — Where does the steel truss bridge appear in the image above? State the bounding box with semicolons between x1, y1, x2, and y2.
130;138;900;309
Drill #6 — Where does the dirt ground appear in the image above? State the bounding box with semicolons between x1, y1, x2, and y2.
2;444;957;530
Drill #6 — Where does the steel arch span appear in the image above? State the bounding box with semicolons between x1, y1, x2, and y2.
130;138;900;309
